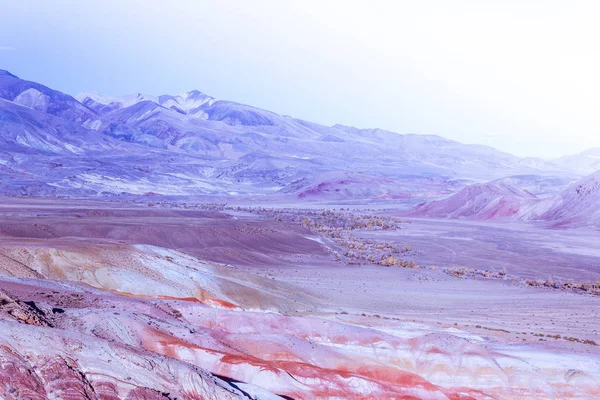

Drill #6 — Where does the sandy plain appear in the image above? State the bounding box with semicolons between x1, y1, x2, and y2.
0;197;599;399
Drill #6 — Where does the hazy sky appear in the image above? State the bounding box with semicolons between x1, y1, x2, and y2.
1;0;599;158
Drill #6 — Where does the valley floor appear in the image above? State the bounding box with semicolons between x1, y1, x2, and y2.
0;198;598;399
371;217;600;281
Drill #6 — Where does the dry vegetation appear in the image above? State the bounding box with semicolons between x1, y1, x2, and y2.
152;202;600;297
234;207;418;268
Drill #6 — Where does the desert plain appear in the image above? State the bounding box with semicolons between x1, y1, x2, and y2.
0;197;598;399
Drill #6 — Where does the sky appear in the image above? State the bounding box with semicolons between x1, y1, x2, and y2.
1;0;599;158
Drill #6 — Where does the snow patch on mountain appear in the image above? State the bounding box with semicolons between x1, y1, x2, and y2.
77;89;217;118
76;91;158;108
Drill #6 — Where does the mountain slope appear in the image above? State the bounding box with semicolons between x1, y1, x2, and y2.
537;170;600;227
408;181;539;220
0;70;96;124
0;70;583;199
555;148;600;174
81;88;560;178
408;169;600;228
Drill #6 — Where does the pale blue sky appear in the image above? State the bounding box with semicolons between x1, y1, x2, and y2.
1;0;599;158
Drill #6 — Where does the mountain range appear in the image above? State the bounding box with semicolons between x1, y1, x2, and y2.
0;69;596;204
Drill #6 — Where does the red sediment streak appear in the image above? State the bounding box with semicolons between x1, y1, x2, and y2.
219;354;282;374
203;298;239;309
144;327;442;397
143;328;224;361
105;288;239;309
0;346;47;400
36;356;97;400
195;288;240;310
93;382;121;400
157;295;201;302
105;289;199;302
273;361;441;399
126;387;171;400
483;199;520;220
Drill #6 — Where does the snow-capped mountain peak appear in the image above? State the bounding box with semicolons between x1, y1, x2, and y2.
158;90;215;115
76;89;216;117
0;69;591;200
75;91;159;111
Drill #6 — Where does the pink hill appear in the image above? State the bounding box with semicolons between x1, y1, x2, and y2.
538;170;600;227
409;181;537;220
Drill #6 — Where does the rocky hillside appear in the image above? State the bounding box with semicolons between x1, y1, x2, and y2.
0;69;577;199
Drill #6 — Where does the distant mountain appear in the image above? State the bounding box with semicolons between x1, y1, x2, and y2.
0;70;95;124
77;88;562;181
408;181;539;220
494;175;576;197
537;170;600;227
0;69;585;199
408;169;600;228
76;89;216;117
555;148;600;174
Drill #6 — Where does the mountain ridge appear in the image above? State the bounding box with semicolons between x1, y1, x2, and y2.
0;69;588;200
